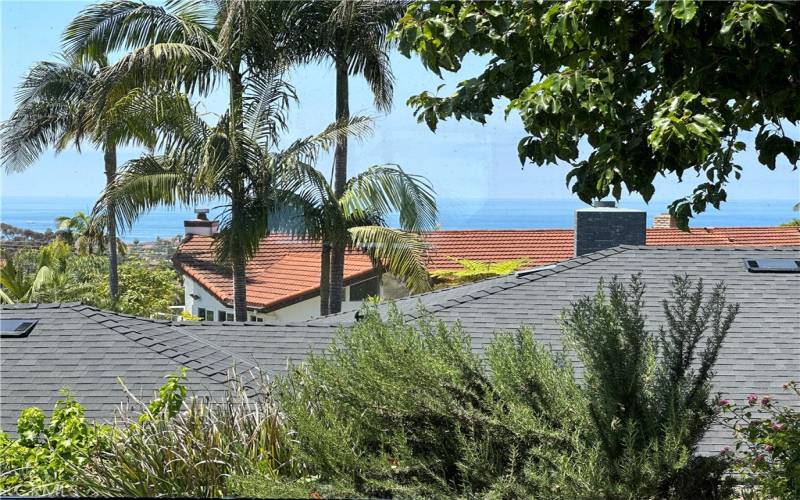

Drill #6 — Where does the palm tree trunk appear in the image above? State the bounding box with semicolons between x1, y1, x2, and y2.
229;64;248;322
232;258;248;322
319;241;331;315
329;240;346;313
329;54;349;314
104;142;119;301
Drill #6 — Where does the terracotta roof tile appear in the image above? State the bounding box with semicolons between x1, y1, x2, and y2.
174;227;800;310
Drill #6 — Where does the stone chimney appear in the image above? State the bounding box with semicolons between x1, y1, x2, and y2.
652;212;678;229
184;208;219;236
574;201;646;256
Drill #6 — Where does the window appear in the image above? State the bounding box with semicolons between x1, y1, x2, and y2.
218;310;226;321
256;318;264;323
198;307;206;319
226;312;234;321
249;315;257;322
205;310;214;321
0;319;37;338
745;259;800;273
349;276;380;302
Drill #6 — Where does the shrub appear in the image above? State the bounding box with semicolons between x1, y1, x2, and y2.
561;275;739;498
72;370;293;497
723;381;800;498
276;307;597;498
0;390;111;496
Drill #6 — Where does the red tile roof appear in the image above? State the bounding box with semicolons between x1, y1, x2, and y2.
174;226;800;310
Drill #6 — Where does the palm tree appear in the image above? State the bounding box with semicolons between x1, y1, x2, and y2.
307;0;408;313
55;211;127;256
97;82;370;322
64;0;318;320
0;53;175;301
0;258;54;304
281;164;437;315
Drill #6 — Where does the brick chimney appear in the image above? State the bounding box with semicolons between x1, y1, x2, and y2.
652;212;678;229
574;201;646;256
184;208;219;236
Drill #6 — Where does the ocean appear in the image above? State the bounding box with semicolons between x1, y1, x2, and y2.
1;196;796;242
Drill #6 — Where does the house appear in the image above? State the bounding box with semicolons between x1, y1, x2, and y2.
173;206;800;322
2;206;798;454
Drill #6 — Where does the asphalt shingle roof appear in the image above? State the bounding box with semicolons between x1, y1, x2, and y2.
2;246;798;455
0;303;257;433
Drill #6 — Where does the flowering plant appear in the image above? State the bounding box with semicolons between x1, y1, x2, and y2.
721;381;800;497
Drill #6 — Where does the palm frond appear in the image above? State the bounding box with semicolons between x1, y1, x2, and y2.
63;0;217;61
0;59;95;171
243;69;296;146
91;42;221;104
341;164;438;232
279;115;374;168
96;154;209;231
348;225;430;293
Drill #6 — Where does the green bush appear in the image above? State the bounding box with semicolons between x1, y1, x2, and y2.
276;307;598;498
723;381;800;499
562;275;738;498
0;390;111;496
73;370;293;497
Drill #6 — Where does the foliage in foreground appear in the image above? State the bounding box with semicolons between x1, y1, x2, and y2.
72;371;292;498
278;307;597;498
0;391;111;496
562;275;739;498
723;381;800;499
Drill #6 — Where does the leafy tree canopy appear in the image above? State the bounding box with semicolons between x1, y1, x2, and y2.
395;1;800;228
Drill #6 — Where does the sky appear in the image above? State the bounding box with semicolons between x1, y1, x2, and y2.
1;0;798;209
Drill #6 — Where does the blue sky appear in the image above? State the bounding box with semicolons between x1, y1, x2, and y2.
2;0;798;209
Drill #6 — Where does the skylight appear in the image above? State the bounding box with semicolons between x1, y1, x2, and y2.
0;319;38;338
744;259;800;273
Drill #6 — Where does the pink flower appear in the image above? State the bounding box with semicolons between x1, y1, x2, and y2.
720;446;732;455
755;454;765;463
764;444;774;453
772;422;785;432
747;393;758;406
718;399;731;407
761;395;771;406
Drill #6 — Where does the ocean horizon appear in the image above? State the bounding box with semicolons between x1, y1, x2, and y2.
1;196;796;243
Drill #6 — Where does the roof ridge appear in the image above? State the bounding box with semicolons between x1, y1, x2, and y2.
400;246;633;320
308;245;634;324
72;306;258;385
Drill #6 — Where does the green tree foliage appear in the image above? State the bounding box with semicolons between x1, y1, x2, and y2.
394;1;800;228
430;257;529;288
278;307;597;498
562;275;739;498
722;381;800;498
1;241;180;317
0;391;111;496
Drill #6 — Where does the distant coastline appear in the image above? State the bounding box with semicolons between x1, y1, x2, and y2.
1;196;796;243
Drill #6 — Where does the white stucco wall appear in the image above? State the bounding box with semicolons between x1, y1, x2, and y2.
182;274;377;322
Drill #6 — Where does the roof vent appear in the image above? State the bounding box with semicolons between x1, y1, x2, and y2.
745;259;800;273
0;319;38;338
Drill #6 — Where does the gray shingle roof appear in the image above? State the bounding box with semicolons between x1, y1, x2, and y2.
2;246;798;455
0;303;257;433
